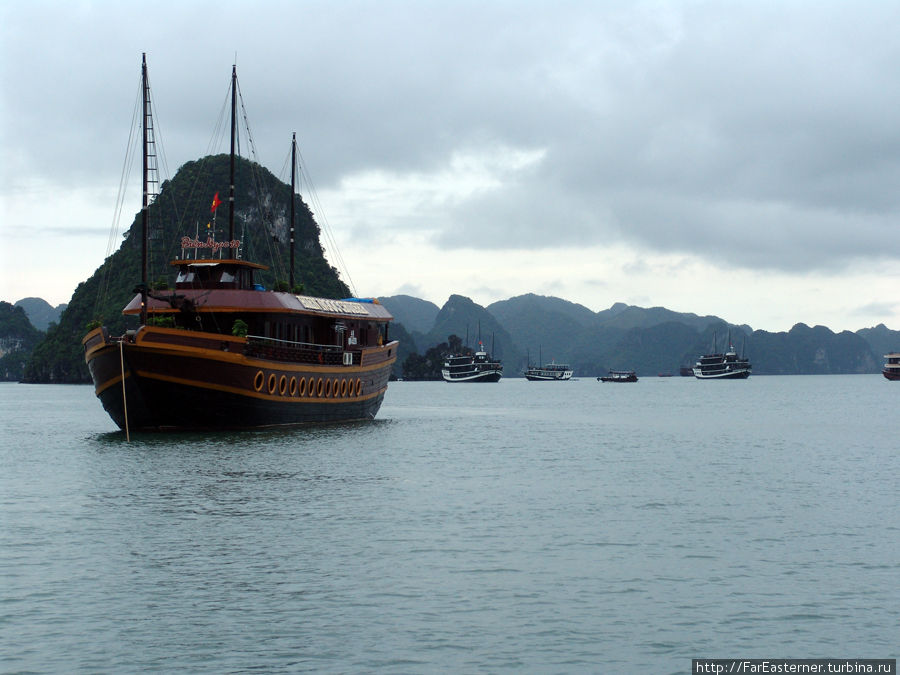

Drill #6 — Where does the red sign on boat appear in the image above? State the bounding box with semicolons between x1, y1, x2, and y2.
180;236;240;252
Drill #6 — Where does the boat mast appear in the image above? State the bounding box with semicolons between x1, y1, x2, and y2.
140;53;150;326
228;64;237;257
290;132;296;289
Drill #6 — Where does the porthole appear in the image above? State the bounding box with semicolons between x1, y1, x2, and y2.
268;373;277;394
253;370;264;392
279;375;287;396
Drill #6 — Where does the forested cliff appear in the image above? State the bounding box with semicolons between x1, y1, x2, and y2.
21;153;348;383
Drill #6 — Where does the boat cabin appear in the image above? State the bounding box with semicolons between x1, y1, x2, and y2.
126;258;393;362
172;258;267;291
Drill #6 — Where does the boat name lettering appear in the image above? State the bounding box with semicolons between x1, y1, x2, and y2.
295;295;368;315
180;236;241;251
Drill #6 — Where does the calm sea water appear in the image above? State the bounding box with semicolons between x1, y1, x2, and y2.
1;377;897;673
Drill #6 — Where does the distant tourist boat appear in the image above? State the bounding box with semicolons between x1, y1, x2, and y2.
523;347;572;381
693;332;751;380
598;370;638;383
442;343;503;383
883;353;900;380
524;362;573;381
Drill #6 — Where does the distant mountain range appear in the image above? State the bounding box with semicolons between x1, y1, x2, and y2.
0;301;52;381
0;298;68;381
378;293;899;378
2;291;898;382
13;298;67;331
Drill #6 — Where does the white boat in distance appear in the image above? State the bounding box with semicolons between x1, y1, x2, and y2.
442;342;503;383
524;362;573;381
692;332;751;380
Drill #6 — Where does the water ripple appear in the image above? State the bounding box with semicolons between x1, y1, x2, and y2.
1;378;898;672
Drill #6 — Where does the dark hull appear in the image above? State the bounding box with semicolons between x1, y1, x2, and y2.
95;375;388;430
85;326;396;431
693;369;750;380
442;371;502;383
883;369;900;381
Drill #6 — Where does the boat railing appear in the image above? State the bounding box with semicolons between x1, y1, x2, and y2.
244;335;353;365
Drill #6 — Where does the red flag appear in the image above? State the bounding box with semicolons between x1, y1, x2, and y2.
210;192;222;213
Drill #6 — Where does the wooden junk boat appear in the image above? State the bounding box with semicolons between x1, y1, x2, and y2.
83;56;397;431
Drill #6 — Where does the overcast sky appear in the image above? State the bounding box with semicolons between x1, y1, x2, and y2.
2;1;900;333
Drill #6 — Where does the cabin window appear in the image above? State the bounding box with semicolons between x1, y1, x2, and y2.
176;271;196;283
219;271;235;284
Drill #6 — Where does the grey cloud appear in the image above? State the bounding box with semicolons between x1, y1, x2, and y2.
4;1;900;278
